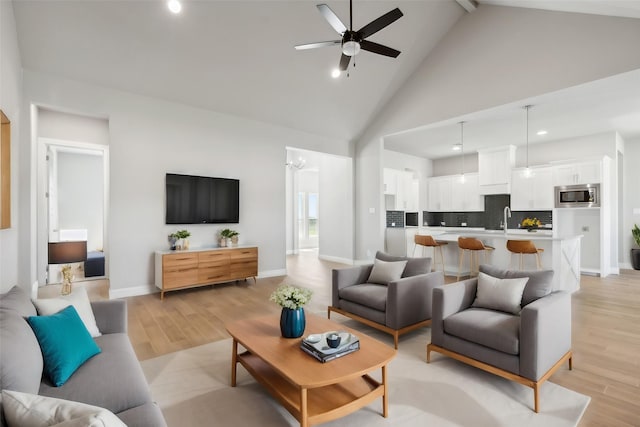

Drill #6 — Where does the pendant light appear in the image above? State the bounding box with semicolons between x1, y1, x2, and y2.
459;121;466;183
523;105;533;178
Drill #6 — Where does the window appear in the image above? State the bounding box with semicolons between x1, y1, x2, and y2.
298;192;319;241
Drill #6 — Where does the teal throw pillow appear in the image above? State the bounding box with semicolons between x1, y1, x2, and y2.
27;305;101;387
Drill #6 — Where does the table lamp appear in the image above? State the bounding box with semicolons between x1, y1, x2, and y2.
48;241;87;295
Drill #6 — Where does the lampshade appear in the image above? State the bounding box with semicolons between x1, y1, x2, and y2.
48;241;87;264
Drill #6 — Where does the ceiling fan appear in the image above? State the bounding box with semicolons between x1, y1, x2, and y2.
295;0;403;72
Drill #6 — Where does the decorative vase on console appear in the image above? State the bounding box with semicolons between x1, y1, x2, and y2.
270;284;313;338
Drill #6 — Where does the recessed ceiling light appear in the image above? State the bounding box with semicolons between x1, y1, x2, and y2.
537;130;548;136
331;69;341;78
168;0;182;14
452;144;462;151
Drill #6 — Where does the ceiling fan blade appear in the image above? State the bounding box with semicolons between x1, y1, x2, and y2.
357;8;403;39
360;40;401;58
317;4;347;35
339;53;351;71
295;40;341;50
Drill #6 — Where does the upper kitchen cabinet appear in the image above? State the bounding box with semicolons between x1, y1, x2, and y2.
427;173;483;212
383;168;398;195
478;145;516;194
511;166;554;210
552;161;601;186
384;168;419;211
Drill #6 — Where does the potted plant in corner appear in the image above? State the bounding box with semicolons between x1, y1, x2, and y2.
632;224;640;270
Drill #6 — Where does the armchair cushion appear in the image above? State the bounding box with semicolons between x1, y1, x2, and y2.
375;251;432;277
366;258;407;285
479;265;553;306
444;308;521;355
472;272;529;314
338;284;388;311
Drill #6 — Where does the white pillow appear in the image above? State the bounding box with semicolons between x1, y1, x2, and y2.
33;287;101;337
472;272;529;315
1;390;126;427
367;258;408;285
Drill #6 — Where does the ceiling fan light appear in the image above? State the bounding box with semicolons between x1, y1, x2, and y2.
342;41;361;57
331;68;341;78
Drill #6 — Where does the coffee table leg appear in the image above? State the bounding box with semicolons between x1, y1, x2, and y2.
231;338;238;387
300;387;308;427
382;365;389;418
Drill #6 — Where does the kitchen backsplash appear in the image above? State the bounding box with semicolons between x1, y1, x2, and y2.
386;210;404;228
423;194;553;229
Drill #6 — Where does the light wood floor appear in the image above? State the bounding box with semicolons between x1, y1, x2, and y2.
122;250;640;426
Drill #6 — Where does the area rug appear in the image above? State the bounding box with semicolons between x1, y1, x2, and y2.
141;326;589;427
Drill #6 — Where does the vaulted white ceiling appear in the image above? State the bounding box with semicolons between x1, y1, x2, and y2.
11;0;640;152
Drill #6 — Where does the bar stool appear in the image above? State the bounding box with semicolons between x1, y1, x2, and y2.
457;237;495;280
506;240;544;270
413;235;448;272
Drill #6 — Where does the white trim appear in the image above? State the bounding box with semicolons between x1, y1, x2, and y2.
580;268;600;276
618;262;632;270
318;254;353;265
258;269;287;278
109;285;158;299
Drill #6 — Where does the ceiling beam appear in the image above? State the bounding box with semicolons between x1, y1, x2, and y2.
456;0;478;13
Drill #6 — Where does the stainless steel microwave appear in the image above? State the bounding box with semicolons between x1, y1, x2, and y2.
554;183;600;208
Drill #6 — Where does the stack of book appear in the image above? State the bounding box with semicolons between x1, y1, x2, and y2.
300;331;360;363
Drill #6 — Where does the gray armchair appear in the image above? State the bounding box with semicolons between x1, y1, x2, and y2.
427;265;573;413
328;251;444;348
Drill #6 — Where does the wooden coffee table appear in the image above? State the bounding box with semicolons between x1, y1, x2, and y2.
226;313;396;427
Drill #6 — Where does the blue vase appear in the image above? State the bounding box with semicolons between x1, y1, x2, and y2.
280;307;305;338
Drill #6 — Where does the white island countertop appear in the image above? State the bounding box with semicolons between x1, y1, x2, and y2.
419;227;582;241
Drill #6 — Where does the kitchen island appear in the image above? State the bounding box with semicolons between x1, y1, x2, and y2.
415;227;583;293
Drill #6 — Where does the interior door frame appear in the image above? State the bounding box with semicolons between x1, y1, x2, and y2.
36;137;110;286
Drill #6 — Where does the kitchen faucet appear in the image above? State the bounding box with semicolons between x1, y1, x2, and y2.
503;206;511;234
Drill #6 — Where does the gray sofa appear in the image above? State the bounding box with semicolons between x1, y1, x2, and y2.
0;286;166;427
329;251;444;348
427;265;573;413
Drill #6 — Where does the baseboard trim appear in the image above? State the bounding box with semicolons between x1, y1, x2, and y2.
580;268;600;276
258;269;287;278
318;254;353;265
110;285;158;299
618;262;632;270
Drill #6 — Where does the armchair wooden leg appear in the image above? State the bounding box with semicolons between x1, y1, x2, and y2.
569;355;573;370
426;344;432;363
327;307;331;319
393;332;399;350
533;383;540;413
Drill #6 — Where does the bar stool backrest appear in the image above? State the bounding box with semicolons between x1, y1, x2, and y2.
506;240;538;254
458;237;486;251
415;235;438;247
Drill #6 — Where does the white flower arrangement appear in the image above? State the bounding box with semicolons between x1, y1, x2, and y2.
269;285;312;310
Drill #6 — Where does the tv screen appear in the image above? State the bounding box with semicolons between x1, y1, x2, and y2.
165;173;239;224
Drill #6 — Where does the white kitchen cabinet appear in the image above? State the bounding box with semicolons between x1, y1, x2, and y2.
511;166;554;210
428;173;483;212
552;161;601;186
452;173;484;211
384;168;419;211
478;145;516;194
383;168;397;195
427;176;453;212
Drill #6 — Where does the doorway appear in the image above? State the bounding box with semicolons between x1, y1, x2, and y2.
35;108;110;287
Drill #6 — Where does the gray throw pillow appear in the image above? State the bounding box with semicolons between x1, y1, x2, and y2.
0;310;44;395
367;258;408;285
472;272;529;315
0;285;37;317
479;265;554;306
375;251;431;277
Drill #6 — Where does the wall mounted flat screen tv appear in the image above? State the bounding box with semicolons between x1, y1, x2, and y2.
165;173;239;224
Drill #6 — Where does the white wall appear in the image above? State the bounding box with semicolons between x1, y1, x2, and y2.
355;6;640;261
623;137;640;269
0;1;22;293
57;152;104;251
319;155;353;264
21;70;350;297
38;108;109;146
